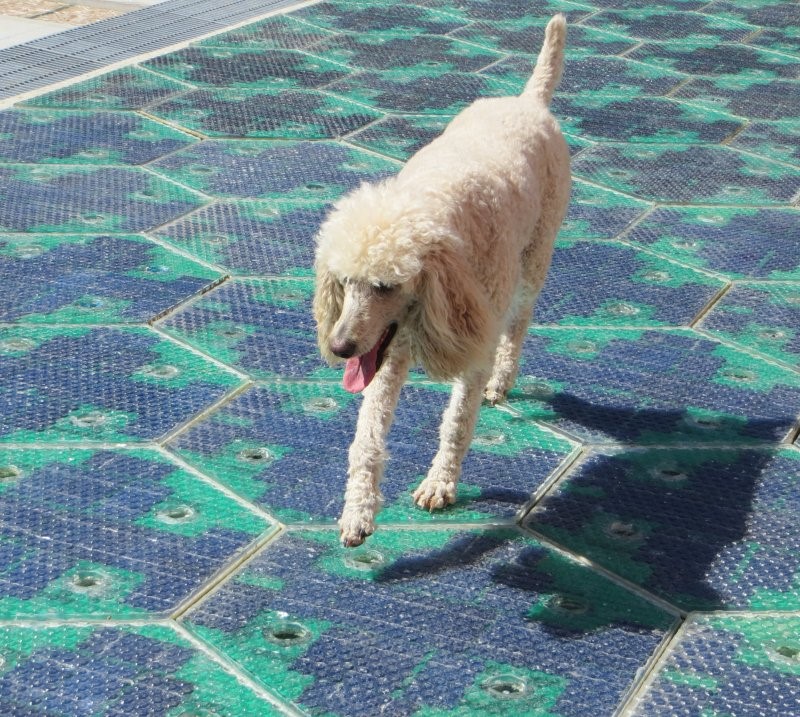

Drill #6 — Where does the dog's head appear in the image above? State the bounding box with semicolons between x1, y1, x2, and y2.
313;181;493;392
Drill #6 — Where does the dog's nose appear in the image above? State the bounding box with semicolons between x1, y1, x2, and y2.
330;337;357;359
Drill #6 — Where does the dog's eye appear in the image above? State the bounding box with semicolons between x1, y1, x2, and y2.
373;283;396;295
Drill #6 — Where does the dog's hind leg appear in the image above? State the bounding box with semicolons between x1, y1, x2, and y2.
484;286;539;405
339;340;411;547
413;366;490;511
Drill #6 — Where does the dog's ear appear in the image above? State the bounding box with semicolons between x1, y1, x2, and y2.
410;245;494;380
313;262;344;365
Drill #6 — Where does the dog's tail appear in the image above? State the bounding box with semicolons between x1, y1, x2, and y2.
523;13;566;105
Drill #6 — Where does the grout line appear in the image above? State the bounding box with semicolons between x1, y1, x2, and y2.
147;321;251;378
170;525;285;619
139;229;230;275
514;444;587;524
156;445;278;521
688;282;732;328
615;616;686;717
147;273;230;324
520;523;685;618
157;378;254;445
172;620;306;717
694;326;800;376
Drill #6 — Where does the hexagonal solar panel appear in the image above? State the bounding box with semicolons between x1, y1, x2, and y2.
147;139;399;200
630;615;800;716
21;67;193;110
0;109;196;165
0;164;206;233
512;328;800;445
167;382;578;524
147;87;382;139
571;143;800;204
699;282;800;368
0;447;273;616
525;446;800;611
0;623;286;715
0;326;241;443
0;233;221;323
151;198;327;276
184;527;676;716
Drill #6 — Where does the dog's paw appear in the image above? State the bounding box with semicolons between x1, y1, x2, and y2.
412;475;457;511
483;385;507;406
339;507;376;548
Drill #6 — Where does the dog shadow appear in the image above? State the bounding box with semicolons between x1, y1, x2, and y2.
374;393;788;625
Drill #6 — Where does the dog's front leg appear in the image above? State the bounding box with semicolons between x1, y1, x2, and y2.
340;341;411;547
413;367;489;511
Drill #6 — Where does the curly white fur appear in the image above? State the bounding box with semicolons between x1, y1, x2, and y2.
314;14;572;547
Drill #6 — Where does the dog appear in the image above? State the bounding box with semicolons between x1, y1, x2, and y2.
313;14;571;547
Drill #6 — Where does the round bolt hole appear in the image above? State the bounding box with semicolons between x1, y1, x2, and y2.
0;465;22;482
145;264;170;274
758;329;785;340
0;337;36;353
263;620;311;646
158;505;196;523
344;549;385;571
72;572;104;590
70;411;108;429
642;270;670;282
547;594;589;614
204;233;228;245
605;520;639;540
473;432;506;446
518;380;554;399
697;214;725;224
75;297;104;308
13;244;44;259
688;414;720;429
237;447;273;463
304;182;327;192
721;368;756;382
606;302;640;316
652;466;687;482
303;397;337;412
772;645;800;663
482;674;528;700
567;339;597;354
142;364;180;379
218;326;245;338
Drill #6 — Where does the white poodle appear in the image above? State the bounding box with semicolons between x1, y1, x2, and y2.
313;14;571;547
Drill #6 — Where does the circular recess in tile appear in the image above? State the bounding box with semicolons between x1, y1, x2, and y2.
69;411;109;429
473;431;506;446
263;619;311;646
0;338;36;353
482;674;529;700
70;572;107;591
344;549;385;571
604;520;640;541
0;465;22;482
237;447;274;463
142;364;181;379
157;504;197;523
302;397;338;412
546;594;590;615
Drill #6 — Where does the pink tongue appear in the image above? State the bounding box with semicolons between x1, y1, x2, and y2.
343;341;380;393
